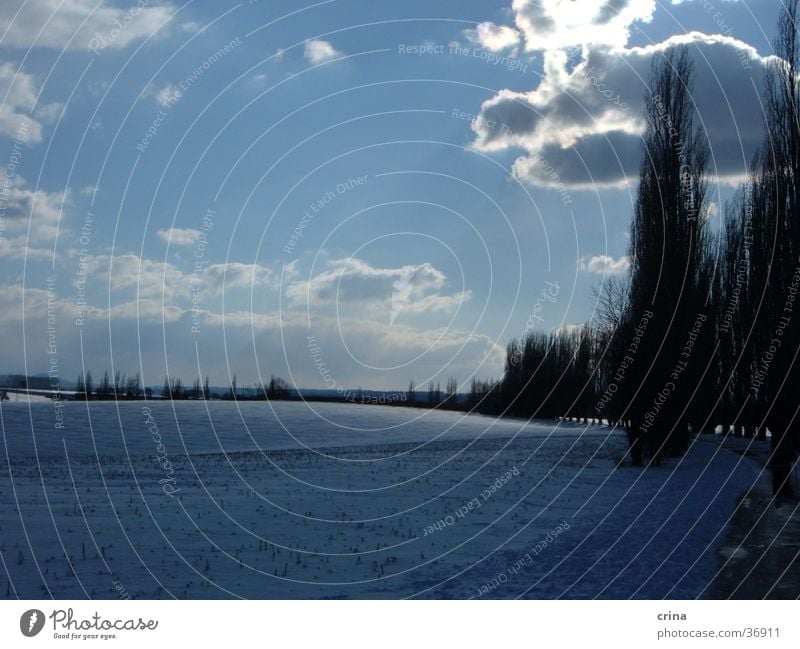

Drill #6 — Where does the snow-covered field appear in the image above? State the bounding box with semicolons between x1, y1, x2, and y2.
0;401;759;599
0;393;54;404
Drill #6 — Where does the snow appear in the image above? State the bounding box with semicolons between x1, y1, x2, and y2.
0;401;760;598
0;393;55;404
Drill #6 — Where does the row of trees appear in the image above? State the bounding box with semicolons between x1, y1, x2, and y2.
75;371;148;399
462;3;800;495
404;377;505;410
712;1;800;494
73;371;293;401
405;377;461;408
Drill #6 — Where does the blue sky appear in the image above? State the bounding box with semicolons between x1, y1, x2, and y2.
0;0;783;390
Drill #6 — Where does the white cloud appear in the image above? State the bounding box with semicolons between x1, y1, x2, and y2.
511;0;657;51
464;22;521;51
156;227;200;246
578;254;631;274
33;102;63;123
0;0;174;51
397;291;473;316
286;258;465;317
0;170;69;251
199;309;306;330
201;262;277;294
0;235;54;260
94;253;187;300
154;83;182;106
0;62;59;142
0;284;70;324
87;80;109;97
33;254;277;337
248;72;267;87
83;254;278;303
100;298;184;323
304;39;342;64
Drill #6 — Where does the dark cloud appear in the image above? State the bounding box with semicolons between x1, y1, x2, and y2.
473;34;771;189
594;0;633;25
514;130;643;188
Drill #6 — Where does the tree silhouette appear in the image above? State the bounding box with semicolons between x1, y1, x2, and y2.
622;46;710;464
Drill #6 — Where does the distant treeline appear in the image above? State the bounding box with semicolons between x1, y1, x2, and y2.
48;371;413;406
62;371;297;401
